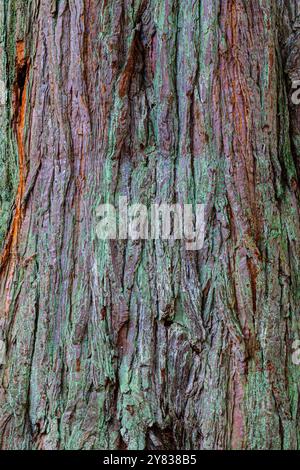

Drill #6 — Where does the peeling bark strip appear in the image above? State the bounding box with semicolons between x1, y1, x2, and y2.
0;0;300;451
0;40;29;276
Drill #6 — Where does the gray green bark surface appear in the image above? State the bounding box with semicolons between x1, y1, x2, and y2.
0;0;300;450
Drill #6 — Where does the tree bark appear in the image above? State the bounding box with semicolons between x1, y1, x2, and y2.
0;0;300;450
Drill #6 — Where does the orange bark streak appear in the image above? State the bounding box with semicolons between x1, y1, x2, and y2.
0;42;28;313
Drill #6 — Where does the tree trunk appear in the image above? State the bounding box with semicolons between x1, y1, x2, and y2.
0;0;300;450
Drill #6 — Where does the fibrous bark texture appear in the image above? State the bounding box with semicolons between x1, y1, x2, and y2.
0;0;300;450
